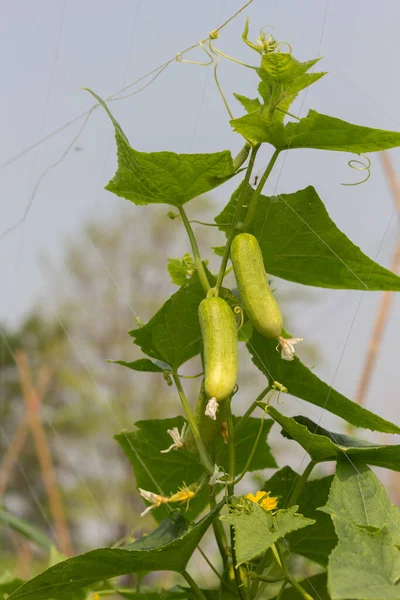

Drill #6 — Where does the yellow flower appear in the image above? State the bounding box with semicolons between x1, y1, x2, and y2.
246;490;278;511
168;484;196;504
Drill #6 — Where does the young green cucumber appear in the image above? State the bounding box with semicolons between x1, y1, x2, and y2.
184;379;226;454
198;296;238;402
231;233;283;338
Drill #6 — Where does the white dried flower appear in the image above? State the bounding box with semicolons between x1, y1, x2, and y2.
209;464;225;487
277;336;303;361
205;397;218;420
160;423;187;454
138;488;168;517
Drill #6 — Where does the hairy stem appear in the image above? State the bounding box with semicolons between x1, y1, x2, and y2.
241;149;280;231
178;205;210;293
226;400;235;495
172;373;214;474
286;460;316;507
214;145;259;295
272;544;314;600
182;571;209;600
209;489;229;573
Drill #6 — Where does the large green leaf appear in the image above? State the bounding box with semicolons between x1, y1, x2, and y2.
86;89;237;206
222;502;314;565
231;109;400;152
248;329;400;433
0;507;53;550
321;460;400;599
130;272;239;370
8;504;222;600
268;407;400;470
264;466;336;566
215;183;400;291
116;415;276;522
272;573;330;600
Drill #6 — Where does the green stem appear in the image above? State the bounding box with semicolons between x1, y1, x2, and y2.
226;400;235;496
286;460;316;507
214;145;259;295
198;545;235;594
172;373;214;475
276;581;289;600
182;571;209;600
272;544;314;600
209;489;229;573
233;412;265;485
231;526;246;600
250;547;273;598
233;142;251;171
275;106;300;121
234;385;271;436
241;149;280;232
178;205;210;294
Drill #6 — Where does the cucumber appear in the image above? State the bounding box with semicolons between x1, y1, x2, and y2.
198;297;238;402
184;380;226;454
231;233;283;338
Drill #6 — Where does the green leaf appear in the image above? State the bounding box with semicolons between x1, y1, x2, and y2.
233;93;262;114
0;576;24;600
272;573;329;600
268;407;400;471
0;507;53;550
216;183;400;291
116;415;276;522
230;108;400;152
269;72;326;121
124;511;189;550
85;89;237;206
265;466;336;566
248;329;400;433
130;271;241;369
7;504;222;600
321;459;400;599
129;273;204;370
222;502;314;565
110;358;170;373
167;254;196;286
259;54;320;85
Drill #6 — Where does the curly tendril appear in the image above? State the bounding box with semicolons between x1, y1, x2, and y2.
175;40;214;66
341;154;371;187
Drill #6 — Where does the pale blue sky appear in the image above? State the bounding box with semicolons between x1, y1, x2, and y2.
1;0;399;440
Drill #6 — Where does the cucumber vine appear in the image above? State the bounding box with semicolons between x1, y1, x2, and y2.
7;9;400;600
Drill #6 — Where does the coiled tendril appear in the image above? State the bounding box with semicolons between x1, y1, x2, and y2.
341;154;371;187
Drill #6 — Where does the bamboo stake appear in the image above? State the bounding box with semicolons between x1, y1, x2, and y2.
15;351;73;556
354;152;400;407
0;367;50;496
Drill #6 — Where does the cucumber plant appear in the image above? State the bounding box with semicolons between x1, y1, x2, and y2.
8;12;400;600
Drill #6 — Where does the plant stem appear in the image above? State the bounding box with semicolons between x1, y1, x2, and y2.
276;581;289;599
275;106;300;121
233;412;265;485
214;145;259;295
241;149;280;231
209;489;229;573
172;373;214;475
182;571;209;600
178;205;210;294
231;526;246;600
234;385;271;436
286;460;316;507
272;544;314;600
233;142;251;170
198;545;236;594
226;400;235;495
